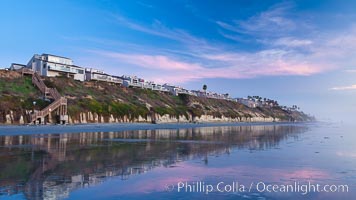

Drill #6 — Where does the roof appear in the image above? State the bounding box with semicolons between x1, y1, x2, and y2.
11;63;27;66
42;53;71;60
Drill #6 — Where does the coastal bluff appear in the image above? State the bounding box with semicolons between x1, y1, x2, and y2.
0;70;314;125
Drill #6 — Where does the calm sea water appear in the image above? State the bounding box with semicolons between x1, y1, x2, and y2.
0;123;355;200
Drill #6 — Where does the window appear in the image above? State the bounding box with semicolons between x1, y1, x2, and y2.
43;64;46;69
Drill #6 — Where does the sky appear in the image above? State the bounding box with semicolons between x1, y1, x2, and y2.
0;0;355;123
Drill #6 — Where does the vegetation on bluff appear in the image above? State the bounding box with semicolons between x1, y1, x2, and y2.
0;72;51;122
0;70;314;123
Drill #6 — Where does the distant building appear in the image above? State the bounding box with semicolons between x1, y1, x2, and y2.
85;68;123;84
189;90;202;97
151;82;168;92
143;81;168;92
122;76;169;92
206;92;229;100
163;84;190;96
122;75;145;88
26;54;85;81
190;90;230;100
236;98;259;108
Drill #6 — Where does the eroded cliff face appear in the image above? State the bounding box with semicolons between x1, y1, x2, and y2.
69;112;281;124
68;112;280;124
0;110;282;125
0;110;29;124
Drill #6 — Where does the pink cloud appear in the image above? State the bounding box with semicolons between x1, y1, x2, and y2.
93;49;326;84
97;52;202;71
86;16;356;85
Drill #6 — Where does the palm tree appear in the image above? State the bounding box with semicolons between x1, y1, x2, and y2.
203;84;207;96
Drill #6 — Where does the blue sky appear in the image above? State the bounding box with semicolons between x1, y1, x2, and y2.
0;0;355;122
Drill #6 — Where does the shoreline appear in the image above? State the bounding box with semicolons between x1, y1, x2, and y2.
0;121;315;136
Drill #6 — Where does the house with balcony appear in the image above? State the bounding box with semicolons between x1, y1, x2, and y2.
207;92;219;99
26;54;85;81
122;76;169;92
203;91;229;100
142;81;168;92
85;68;123;84
190;90;206;97
151;82;168;92
122;75;146;88
143;81;154;89
163;84;190;96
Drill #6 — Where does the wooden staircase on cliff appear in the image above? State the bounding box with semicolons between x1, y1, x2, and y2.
30;72;68;124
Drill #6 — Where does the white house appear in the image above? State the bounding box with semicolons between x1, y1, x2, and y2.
151;82;168;92
142;81;168;92
26;54;85;81
236;98;259;108
190;90;206;97
122;75;145;88
163;84;190;96
122;76;169;92
85;68;123;84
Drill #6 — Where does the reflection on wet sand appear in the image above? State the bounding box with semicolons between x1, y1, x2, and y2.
0;125;307;199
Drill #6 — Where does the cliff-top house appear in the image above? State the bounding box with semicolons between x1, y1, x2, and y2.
85;68;123;84
26;54;85;81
